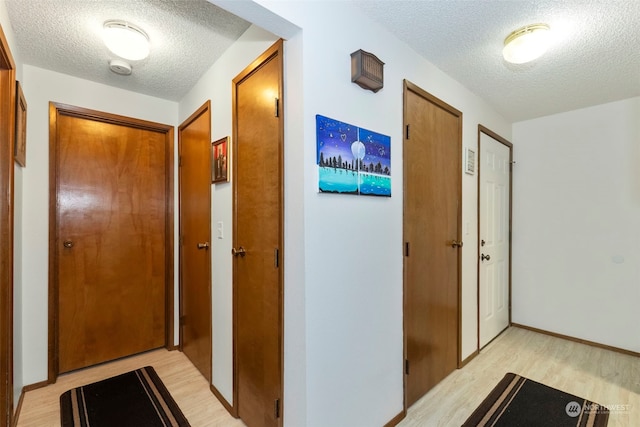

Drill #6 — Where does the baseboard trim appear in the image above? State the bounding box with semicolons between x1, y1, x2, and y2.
459;350;479;368
13;380;50;427
511;323;640;358
383;409;406;427
12;390;24;427
23;379;49;393
210;384;237;418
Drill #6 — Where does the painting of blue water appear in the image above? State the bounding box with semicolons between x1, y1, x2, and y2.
316;115;391;197
319;167;358;194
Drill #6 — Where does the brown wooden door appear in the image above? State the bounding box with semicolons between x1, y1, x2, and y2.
178;101;212;382
54;105;172;374
0;28;15;427
233;40;284;427
403;81;462;407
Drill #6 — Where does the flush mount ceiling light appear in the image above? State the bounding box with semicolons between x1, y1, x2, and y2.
103;20;150;61
502;23;550;64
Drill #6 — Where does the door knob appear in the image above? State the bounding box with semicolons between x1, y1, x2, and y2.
481;253;491;261
231;247;246;257
63;240;74;248
197;242;210;250
450;240;463;248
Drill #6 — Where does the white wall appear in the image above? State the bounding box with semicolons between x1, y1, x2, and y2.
218;1;511;425
178;24;279;406
19;65;178;386
512;97;640;353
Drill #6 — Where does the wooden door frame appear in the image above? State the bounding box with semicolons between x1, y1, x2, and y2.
48;103;175;382
231;39;285;422
476;125;513;350
402;80;463;410
177;100;212;374
0;24;16;427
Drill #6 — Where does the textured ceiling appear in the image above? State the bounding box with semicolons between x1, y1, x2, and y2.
353;0;640;121
5;1;640;121
5;0;251;101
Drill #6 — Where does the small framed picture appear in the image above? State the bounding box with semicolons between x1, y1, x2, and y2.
465;147;475;175
14;81;27;167
211;136;229;183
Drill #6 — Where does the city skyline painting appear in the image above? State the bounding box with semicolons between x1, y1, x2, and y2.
316;114;391;197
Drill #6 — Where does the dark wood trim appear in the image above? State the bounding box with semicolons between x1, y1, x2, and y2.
165;126;175;353
47;103;58;384
48;103;174;383
12;380;49;427
21;380;49;393
402;79;463;408
231;39;285;423
210;384;236;417
511;324;640;358
0;23;16;427
383;410;406;427
476;125;513;352
459;350;479;368
10;393;21;427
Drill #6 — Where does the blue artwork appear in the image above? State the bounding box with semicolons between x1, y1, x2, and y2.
316;115;391;197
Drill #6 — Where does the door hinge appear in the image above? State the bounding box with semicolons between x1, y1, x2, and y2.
179;155;183;167
405;359;410;375
179;315;186;326
405;124;410;140
274;398;281;418
274;98;280;118
404;242;410;257
179;235;184;246
275;248;280;268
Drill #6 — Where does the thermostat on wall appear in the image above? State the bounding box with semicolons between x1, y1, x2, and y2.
465;147;476;175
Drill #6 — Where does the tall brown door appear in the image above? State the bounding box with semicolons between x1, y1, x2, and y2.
178;101;212;382
51;104;173;375
232;40;284;427
0;27;15;427
403;81;462;407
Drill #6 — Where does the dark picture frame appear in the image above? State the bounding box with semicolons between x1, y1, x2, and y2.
14;81;26;167
211;136;229;183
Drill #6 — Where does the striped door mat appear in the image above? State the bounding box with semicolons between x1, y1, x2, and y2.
462;372;609;427
60;366;190;427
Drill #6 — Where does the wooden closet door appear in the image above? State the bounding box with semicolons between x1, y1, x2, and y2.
56;112;167;373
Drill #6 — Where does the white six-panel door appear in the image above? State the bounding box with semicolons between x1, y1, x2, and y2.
479;131;511;348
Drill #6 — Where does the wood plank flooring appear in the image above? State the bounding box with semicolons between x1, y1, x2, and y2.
399;326;640;427
15;326;640;426
16;349;244;427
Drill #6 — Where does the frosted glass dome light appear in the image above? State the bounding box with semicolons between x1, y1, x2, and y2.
103;20;150;61
502;24;550;64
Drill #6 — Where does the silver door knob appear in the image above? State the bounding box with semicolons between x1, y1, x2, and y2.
63;240;74;248
197;242;210;250
231;247;246;257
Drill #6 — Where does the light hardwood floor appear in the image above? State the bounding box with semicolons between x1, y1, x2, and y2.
16;349;245;427
398;326;640;427
15;326;640;426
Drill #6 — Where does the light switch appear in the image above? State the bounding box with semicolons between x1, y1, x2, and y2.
217;221;224;239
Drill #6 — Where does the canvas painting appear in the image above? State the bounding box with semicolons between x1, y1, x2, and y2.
316;115;391;197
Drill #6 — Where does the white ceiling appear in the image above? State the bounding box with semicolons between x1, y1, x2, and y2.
5;0;640;122
5;0;251;101
354;0;640;121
